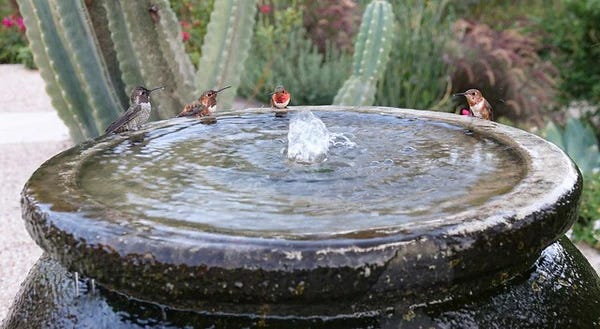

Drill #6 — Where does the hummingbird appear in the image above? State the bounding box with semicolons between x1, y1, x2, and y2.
105;86;164;134
270;85;291;117
177;86;231;118
454;89;493;121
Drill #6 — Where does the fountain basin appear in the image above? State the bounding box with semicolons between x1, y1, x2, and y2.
19;106;581;314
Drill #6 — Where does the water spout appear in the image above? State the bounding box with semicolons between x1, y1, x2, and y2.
287;111;330;164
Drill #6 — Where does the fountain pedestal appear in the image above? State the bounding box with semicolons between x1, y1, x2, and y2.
3;106;599;328
4;238;599;328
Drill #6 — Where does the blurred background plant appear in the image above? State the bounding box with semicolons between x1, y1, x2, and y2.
0;0;34;68
302;0;358;54
446;19;557;128
539;0;600;108
238;0;353;105
168;0;214;68
542;117;600;248
375;0;454;110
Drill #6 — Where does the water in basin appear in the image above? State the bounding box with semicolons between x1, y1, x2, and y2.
78;111;524;238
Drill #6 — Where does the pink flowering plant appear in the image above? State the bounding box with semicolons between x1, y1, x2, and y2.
169;0;214;68
0;13;34;68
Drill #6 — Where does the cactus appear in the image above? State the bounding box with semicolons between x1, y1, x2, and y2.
17;0;257;142
333;0;394;106
196;0;257;110
20;0;99;140
115;1;193;119
51;0;124;129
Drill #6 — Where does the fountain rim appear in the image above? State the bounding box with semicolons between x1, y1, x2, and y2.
22;105;580;251
21;105;582;307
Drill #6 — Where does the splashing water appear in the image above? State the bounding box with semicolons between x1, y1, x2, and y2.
330;132;357;149
287;111;331;163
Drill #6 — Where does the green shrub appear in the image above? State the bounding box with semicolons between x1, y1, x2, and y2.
571;172;600;249
374;0;454;110
452;0;556;30
540;0;600;105
169;0;214;68
542;118;600;178
239;4;352;105
543;118;600;249
0;14;33;68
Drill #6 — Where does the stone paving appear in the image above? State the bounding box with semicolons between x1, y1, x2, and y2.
0;64;598;323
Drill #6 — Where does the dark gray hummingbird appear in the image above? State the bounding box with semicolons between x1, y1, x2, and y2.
105;86;164;134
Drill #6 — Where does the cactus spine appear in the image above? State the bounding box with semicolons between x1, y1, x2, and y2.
196;0;257;110
333;0;394;106
17;0;257;142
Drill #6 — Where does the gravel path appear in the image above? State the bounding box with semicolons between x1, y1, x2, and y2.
0;64;598;323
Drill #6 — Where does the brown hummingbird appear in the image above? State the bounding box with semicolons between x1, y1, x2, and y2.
454;89;493;121
270;85;291;117
105;86;164;134
177;86;231;118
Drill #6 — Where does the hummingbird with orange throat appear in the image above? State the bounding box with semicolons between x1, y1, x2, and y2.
177;86;231;118
454;89;493;121
270;85;291;117
105;85;164;134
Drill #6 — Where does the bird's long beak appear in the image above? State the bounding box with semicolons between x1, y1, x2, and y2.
148;86;165;93
215;85;232;94
453;92;465;97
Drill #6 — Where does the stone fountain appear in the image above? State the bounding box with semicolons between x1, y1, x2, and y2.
3;106;600;328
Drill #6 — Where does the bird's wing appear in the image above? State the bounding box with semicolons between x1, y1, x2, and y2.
178;101;201;117
105;104;141;133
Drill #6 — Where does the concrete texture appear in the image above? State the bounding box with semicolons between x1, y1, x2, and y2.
1;64;599;323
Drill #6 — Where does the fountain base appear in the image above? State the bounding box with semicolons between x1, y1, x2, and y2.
3;237;599;328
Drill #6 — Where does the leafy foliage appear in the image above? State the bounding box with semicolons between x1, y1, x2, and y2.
542;118;600;178
239;4;351;105
452;0;555;30
0;14;34;68
570;172;600;249
374;0;454;110
447;19;558;127
542;118;600;250
169;0;214;68
540;0;600;105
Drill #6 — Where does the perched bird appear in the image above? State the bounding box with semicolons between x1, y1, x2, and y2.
454;89;493;121
177;86;231;118
105;86;164;134
269;85;291;117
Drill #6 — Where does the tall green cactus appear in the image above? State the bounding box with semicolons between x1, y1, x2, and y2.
196;0;256;110
333;0;394;106
18;0;257;142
